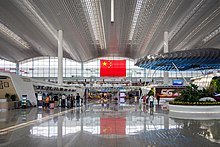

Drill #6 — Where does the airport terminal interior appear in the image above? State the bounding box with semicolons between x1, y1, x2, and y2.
1;0;220;146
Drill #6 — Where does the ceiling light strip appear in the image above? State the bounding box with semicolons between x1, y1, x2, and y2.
0;22;30;49
131;0;155;46
81;0;106;50
129;0;143;40
202;26;220;43
99;0;106;49
82;0;99;40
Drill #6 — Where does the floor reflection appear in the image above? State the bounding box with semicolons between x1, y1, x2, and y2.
0;104;220;147
100;112;126;136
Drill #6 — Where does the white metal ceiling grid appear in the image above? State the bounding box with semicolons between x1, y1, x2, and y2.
107;0;131;56
129;0;156;57
141;0;187;55
0;0;219;63
55;0;92;60
138;0;175;56
10;0;66;59
118;0;136;54
171;1;220;51
40;0;93;60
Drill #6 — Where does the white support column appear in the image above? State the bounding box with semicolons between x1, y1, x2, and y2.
58;30;63;85
81;62;84;77
164;31;169;85
16;62;19;75
111;0;114;22
164;31;168;53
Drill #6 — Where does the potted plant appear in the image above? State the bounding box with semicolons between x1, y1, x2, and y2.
170;83;220;105
169;83;220;117
10;94;16;101
5;93;10;101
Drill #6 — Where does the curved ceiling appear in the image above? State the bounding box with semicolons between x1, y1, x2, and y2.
0;0;220;62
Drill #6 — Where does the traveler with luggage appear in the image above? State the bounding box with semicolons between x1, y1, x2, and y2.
76;93;80;107
61;94;66;108
45;95;50;109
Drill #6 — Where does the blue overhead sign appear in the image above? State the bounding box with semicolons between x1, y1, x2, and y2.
173;79;183;85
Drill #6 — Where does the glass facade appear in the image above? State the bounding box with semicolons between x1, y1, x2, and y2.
0;57;204;79
0;59;16;73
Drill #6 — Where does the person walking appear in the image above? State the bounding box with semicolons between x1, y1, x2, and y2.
45;95;50;109
149;95;154;108
62;94;66;108
156;94;160;105
143;94;146;105
76;93;80;107
139;97;142;110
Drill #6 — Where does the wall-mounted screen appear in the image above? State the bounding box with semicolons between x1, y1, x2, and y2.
38;94;42;101
120;92;126;97
120;98;125;103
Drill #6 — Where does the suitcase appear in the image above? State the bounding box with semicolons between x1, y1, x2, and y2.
67;101;72;108
76;100;80;107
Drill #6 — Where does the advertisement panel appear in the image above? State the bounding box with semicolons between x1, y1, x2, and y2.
156;86;186;98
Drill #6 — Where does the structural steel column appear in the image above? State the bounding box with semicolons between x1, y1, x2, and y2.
164;31;169;85
58;30;63;85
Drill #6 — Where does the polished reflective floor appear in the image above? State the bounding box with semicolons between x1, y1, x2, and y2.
0;103;220;147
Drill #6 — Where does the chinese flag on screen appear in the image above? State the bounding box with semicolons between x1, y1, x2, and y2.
100;60;126;77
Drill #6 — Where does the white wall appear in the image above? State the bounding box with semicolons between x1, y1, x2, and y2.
0;72;37;105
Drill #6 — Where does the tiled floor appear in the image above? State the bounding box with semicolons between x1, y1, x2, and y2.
0;103;220;147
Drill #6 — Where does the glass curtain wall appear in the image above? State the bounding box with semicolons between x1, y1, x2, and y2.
0;57;204;78
19;57;82;78
0;59;16;73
